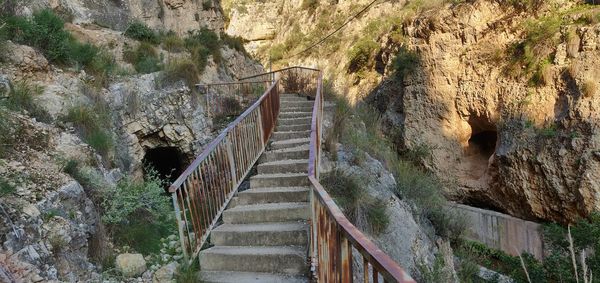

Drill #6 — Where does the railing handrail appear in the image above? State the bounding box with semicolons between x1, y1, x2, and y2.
307;71;416;282
194;80;273;87
239;66;321;81
169;80;279;193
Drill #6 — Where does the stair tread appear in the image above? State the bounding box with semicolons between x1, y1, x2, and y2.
201;245;306;256
251;173;308;179
198;271;308;283
258;159;309;166
270;138;310;146
227;202;308;211
213;222;307;233
240;187;310;194
266;144;309;153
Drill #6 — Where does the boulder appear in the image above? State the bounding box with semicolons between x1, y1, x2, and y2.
152;262;179;283
115;253;147;277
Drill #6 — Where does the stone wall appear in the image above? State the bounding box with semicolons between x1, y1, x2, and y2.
449;203;543;260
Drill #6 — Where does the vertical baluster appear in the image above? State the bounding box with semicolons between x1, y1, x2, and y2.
363;257;369;283
340;234;352;283
197;168;212;231
176;188;192;254
182;179;199;249
172;190;188;259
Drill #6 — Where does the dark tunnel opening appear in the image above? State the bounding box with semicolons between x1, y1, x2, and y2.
143;147;186;188
468;130;498;158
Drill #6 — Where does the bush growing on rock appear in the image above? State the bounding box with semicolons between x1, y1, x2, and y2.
160;60;200;89
321;168;390;235
2;81;51;123
102;169;175;254
185;27;222;65
62;104;113;159
393;46;420;81
123;42;162;74
124;21;160;44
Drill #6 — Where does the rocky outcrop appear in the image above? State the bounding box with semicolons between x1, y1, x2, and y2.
116;253;147;277
372;1;600;223
228;0;600;223
11;0;225;34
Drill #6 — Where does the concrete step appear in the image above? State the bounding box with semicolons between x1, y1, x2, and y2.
211;222;308;246
269;138;310;151
199;246;308;275
276;123;311;132
236;187;310;205
281;100;313;107
277;117;312;127
281;106;313;112
258;159;309;174
250;173;309;188
198;271;309;283
223;202;309;224
279;112;313;119
272;130;311;141
260;145;309;163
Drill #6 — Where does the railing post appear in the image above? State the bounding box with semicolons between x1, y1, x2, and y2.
256;100;266;147
340;234;353;283
172;192;189;260
225;135;237;184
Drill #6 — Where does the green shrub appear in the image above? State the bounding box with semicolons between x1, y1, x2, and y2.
220;32;248;55
6;9;72;63
394;160;466;242
190;45;210;74
161;32;185;53
0;176;16;197
63;104;113;158
347;39;379;72
176;260;200;283
3;81;51;123
393;46;420;81
269;44;285;61
321;168;389;234
202;0;212;10
103;169;174;254
123;42;162;74
160;60;199;89
0;107;19;157
508;15;562;85
124;21;159;44
3;9;116;77
185;28;221;63
301;0;319;11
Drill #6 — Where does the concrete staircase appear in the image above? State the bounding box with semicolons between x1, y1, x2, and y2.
198;94;313;283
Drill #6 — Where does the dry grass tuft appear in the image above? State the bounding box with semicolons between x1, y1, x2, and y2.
581;79;596;98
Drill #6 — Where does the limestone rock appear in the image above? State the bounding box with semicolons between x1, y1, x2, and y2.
0;74;11;97
152;261;179;283
116;253;147;277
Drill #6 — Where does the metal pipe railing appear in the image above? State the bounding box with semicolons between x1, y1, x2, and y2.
195;80;272;118
307;71;416;282
170;80;280;260
171;66;414;282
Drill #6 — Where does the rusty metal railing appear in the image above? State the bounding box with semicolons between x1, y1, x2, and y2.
171;66;414;282
307;72;416;282
169;80;280;260
196;81;272;118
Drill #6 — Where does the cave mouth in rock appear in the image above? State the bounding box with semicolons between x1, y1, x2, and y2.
462;118;498;180
468;130;498;158
143;147;186;186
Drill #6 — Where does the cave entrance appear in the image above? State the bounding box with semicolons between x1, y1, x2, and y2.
143;147;186;187
468;130;498;158
462;118;498;180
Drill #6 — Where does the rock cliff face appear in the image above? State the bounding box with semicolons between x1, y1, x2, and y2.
225;0;600;223
10;0;224;34
0;0;262;280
